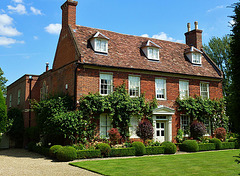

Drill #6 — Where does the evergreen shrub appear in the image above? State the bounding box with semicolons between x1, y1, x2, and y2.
56;146;77;162
132;142;146;156
145;146;164;155
77;149;101;159
198;143;216;151
109;148;135;157
209;138;222;150
180;140;199;152
161;141;177;154
49;145;63;158
96;143;111;157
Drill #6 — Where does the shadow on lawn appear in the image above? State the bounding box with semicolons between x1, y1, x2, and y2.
0;148;48;159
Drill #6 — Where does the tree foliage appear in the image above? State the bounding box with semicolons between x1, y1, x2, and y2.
0;88;8;133
7;108;24;146
203;35;232;97
229;2;240;133
176;96;229;131
0;67;7;96
190;120;206;139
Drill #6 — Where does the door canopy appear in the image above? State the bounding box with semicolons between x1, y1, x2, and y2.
152;105;175;115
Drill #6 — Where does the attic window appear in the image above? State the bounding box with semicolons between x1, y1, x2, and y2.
142;40;160;61
91;32;109;53
185;46;202;65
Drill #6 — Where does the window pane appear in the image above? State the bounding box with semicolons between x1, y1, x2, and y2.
100;74;112;95
129;76;140;97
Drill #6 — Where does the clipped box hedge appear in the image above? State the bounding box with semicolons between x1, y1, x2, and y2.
145;146;164;155
110;147;135;157
77;149;101;159
198;143;216;151
221;142;235;149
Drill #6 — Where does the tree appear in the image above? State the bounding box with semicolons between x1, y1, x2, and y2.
203;35;232;97
0;88;8;133
229;2;240;133
0;68;8;96
136;119;154;143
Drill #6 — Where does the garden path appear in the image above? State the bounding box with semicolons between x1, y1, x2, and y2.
0;149;99;176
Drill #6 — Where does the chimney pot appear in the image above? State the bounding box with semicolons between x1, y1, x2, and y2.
187;23;191;32
46;62;49;72
194;21;198;30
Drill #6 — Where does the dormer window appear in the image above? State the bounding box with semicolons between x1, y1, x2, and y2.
185;46;202;65
142;40;160;61
90;32;109;53
148;47;159;60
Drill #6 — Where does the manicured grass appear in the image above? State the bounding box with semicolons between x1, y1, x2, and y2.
70;150;240;176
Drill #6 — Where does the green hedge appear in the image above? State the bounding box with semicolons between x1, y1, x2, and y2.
180;140;199;152
56;146;77;161
145;146;165;155
110;148;135;157
132;142;146;156
198;143;216;151
161;141;177;154
77;149;101;159
209;138;222;150
221;142;235;149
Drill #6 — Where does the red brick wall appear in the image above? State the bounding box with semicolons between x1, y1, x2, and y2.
76;67;223;141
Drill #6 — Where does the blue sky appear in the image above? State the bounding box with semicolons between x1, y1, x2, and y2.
0;0;236;86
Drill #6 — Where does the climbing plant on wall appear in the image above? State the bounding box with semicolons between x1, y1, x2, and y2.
78;84;157;139
176;96;229;131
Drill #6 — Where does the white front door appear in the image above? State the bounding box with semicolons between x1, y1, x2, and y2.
155;121;165;142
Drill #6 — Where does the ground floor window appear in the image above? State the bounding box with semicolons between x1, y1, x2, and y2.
180;115;190;136
129;116;140;138
100;114;112;138
204;118;211;136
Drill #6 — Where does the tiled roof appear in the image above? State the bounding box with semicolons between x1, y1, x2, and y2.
72;25;222;79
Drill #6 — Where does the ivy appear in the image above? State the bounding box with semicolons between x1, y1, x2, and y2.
176;96;229;131
78;84;157;139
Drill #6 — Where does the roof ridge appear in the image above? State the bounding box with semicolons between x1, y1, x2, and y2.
75;25;187;46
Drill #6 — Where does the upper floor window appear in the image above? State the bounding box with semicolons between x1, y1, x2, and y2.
17;89;21;105
141;40;160;61
95;39;108;53
155;78;166;100
40;81;48;101
9;94;12;108
179;80;189;99
100;73;113;95
129;75;140;97
200;82;209;99
148;47;159;60
90;32;109;53
185;46;202;65
192;53;201;64
100;114;112;138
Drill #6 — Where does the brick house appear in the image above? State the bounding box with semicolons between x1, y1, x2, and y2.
7;0;223;143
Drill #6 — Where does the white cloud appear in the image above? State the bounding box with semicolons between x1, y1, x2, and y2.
207;5;224;13
33;36;38;40
141;32;183;43
0;14;22;36
8;4;27;15
12;0;23;3
30;7;42;15
0;36;24;46
45;23;62;34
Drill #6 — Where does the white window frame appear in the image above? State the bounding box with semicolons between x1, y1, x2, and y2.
9;94;12;108
200;82;209;99
128;75;140;97
203;118;211;136
99;73;113;96
129;116;140;138
17;89;21;105
179;80;189;99
95;38;108;53
147;47;159;60
192;53;201;64
155;78;167;100
180;114;190;137
100;114;112;138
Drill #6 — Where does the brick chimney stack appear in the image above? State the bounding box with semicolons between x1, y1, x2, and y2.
61;0;78;29
184;21;203;49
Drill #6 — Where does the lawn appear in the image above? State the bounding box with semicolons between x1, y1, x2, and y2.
70;149;240;176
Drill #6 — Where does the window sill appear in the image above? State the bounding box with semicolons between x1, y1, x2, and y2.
156;98;167;101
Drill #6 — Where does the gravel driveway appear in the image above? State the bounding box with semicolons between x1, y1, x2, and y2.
0;149;99;176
